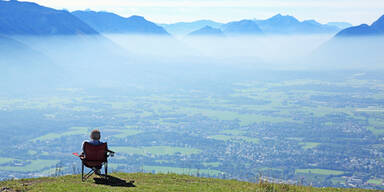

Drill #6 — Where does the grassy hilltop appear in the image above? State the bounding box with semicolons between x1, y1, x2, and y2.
0;173;381;192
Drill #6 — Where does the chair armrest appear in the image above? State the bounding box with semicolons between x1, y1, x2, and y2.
107;149;115;153
107;150;115;157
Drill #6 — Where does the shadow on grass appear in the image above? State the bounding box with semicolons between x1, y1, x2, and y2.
93;175;136;187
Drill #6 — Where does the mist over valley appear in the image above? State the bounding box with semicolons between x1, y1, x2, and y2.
1;0;384;189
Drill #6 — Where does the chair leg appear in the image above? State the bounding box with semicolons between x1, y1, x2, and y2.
83;169;95;181
81;162;96;181
81;162;85;182
104;163;108;179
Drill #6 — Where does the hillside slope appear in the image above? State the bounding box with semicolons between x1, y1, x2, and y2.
188;26;224;36
160;20;223;35
0;173;380;192
254;14;340;34
72;10;169;35
307;14;384;70
0;0;98;35
222;20;264;35
335;15;384;37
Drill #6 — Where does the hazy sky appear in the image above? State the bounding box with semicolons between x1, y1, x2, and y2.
28;0;384;25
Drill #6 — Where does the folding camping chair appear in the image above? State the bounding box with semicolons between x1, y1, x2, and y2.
79;142;114;181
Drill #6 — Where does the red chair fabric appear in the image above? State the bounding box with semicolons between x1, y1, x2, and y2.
83;142;108;167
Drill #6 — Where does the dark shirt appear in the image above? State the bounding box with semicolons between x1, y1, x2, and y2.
82;140;104;152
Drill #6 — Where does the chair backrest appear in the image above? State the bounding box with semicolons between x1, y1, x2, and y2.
83;142;108;162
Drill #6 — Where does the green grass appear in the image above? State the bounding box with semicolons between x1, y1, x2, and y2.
143;166;224;176
288;137;304;141
331;177;346;185
0;173;378;192
295;169;344;176
203;162;221;168
0;158;14;165
111;129;143;139
28;150;38;155
355;108;384;112
221;130;247;136
31;127;89;142
366;126;384;136
40;168;60;177
299;142;321;149
367;179;383;185
209;135;259;144
180;107;296;126
0;159;59;172
112;146;202;156
238;136;260;144
369;119;384;127
259;167;283;172
209;135;233;141
367;119;384;135
155;160;171;163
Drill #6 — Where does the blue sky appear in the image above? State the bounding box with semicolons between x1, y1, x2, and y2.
28;0;384;25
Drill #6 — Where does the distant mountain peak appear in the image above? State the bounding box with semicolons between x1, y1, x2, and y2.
335;24;376;37
236;19;257;24
159;20;223;35
271;13;296;19
360;24;370;27
127;15;146;21
335;14;384;37
252;13;340;34
201;25;214;30
222;20;263;35
188;25;224;36
269;14;298;21
273;13;283;17
72;11;169;35
264;14;300;26
303;20;321;25
81;9;95;12
0;0;99;35
371;14;384;30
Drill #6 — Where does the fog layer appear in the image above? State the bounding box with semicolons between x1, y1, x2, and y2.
1;34;383;93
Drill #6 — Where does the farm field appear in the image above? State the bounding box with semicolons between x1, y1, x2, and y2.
1;70;384;189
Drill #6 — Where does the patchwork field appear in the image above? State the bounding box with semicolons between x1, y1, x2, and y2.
1;71;384;189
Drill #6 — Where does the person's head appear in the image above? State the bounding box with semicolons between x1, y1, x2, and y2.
90;129;101;141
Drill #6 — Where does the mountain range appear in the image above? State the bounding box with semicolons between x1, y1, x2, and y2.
0;34;58;89
310;14;384;69
326;22;352;29
0;35;44;65
188;26;224;36
1;0;383;71
72;10;169;35
162;14;349;36
222;20;263;35
0;0;98;35
0;0;353;37
254;14;340;34
0;0;168;36
160;20;223;36
0;0;139;89
335;15;384;37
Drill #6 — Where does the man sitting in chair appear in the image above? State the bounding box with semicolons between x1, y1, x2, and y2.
80;129;114;176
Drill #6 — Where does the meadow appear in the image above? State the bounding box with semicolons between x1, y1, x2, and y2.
1;71;384;189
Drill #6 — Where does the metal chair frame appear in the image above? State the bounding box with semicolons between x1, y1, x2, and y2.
81;161;108;181
80;142;113;182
